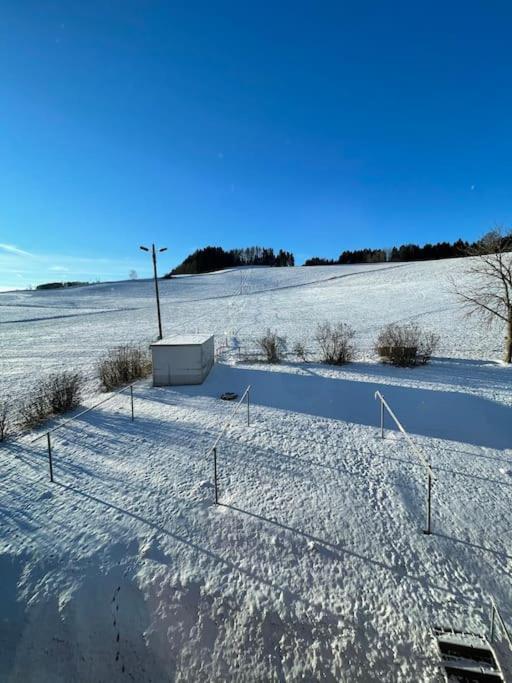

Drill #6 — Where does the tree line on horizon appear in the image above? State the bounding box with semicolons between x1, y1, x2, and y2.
166;234;509;277
35;281;91;290
166;245;295;276
304;238;477;266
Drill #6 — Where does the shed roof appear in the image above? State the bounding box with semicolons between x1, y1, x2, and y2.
150;334;213;347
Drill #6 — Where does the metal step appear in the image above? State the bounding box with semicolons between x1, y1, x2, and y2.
438;637;496;666
434;626;505;683
444;664;503;682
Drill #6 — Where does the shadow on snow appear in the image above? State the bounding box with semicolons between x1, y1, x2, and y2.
158;362;512;451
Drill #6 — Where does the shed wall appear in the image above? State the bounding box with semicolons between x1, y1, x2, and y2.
151;337;214;386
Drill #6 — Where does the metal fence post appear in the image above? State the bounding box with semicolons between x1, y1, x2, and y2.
213;446;218;504
424;467;432;535
376;390;435;536
247;388;250;426
47;432;54;483
130;385;134;422
490;601;496;642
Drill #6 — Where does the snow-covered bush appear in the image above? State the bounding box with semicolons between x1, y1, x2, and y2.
19;391;49;429
292;339;310;362
256;329;287;363
98;344;152;391
0;400;9;442
45;371;83;414
375;323;439;366
315;322;356;365
19;371;84;429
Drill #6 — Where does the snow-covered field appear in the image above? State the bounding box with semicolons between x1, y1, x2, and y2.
1;260;511;681
0;259;505;401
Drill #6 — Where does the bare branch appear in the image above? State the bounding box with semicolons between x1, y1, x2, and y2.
453;227;512;362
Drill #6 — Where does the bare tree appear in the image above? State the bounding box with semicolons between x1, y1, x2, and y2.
454;228;512;363
129;269;138;280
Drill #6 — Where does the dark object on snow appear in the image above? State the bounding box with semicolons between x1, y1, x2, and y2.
220;392;238;401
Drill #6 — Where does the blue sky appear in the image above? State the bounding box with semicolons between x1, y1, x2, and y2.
1;1;511;289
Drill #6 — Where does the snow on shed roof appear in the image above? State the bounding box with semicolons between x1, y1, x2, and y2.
150;334;213;346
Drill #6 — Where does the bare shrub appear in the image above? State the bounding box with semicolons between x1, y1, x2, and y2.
256;329;287;363
375;323;439;366
293;339;310;362
0;401;10;442
18;371;84;430
98;344;152;391
19;391;51;429
44;371;83;414
315;322;356;365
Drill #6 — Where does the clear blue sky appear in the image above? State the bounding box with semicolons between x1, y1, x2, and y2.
1;1;511;289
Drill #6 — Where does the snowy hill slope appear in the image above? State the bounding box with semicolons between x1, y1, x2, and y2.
0;258;504;404
1;259;511;681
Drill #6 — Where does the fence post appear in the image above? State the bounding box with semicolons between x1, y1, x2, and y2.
130;385;134;422
213;446;218;505
424;467;432;535
490;601;496;642
380;399;384;438
47;432;54;483
247;388;250;426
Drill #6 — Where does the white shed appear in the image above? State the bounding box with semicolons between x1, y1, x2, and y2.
150;334;214;386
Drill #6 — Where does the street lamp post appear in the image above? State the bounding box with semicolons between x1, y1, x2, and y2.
140;243;167;340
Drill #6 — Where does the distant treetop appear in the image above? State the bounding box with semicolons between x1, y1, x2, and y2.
35;281;91;290
166;246;294;276
304;238;477;266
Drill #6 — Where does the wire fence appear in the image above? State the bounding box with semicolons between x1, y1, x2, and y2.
490;596;512;655
375;390;435;534
31;383;136;483
0;339;154;439
1;374;101;434
5;358;511;673
486;597;511;678
373;386;512;550
205;385;251;504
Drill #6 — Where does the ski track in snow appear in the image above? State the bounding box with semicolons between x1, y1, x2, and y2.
0;260;511;681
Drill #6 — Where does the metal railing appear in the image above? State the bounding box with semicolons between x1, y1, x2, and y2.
374;390;434;534
490;596;512;653
206;385;251;504
214;338;231;361
31;383;136;483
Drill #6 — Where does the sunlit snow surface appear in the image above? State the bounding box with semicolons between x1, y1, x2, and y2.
1;261;511;681
0;260;504;400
